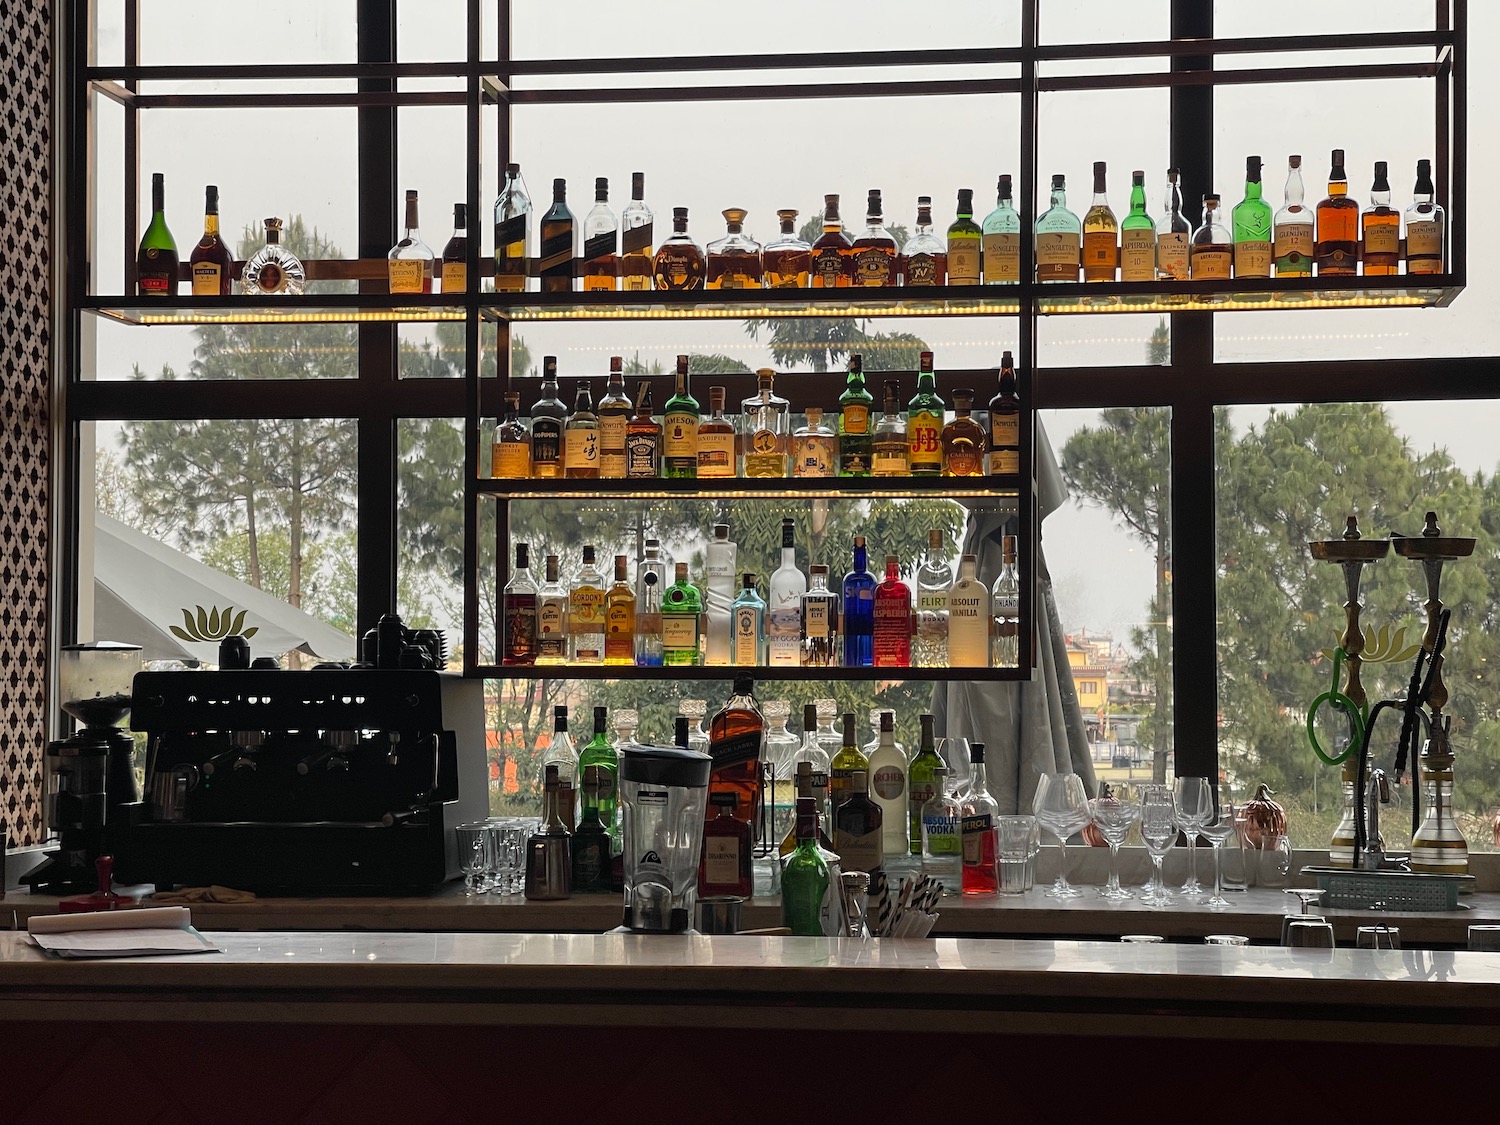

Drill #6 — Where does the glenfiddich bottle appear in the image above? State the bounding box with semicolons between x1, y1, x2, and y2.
1232;157;1272;278
539;178;577;292
653;207;706;290
810;194;853;287
136;172;179;297
189;184;233;296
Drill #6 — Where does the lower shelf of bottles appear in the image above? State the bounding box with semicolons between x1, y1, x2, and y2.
470;662;1030;681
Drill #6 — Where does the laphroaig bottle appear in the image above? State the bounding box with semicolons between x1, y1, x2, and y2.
1274;155;1314;278
603;554;636;665
960;742;999;895
906;351;944;477
841;536;875;668
872;554;912;668
866;712;909;859
1405;158;1445;275
834;769;883;874
801;565;840;668
501;542;538;666
921;767;962;894
568;545;606;664
782;796;832;935
634;538;666;667
991;535;1020;667
906;714;944;856
731;573;766;667
536;553;567;665
1119;171;1155;283
136;172;179;297
946;553;990;668
981;173;1021;283
767;518;807;667
914;530;952;668
661;561;702;666
704;523;737;666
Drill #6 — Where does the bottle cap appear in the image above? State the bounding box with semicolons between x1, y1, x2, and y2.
514;542;530;568
594;705;608;728
672;206;689;221
506;162;521;175
742;573;757;588
732;672;755;695
880;711;893;733
595;176;608;192
711;791;737;810
884;554;899;568
928;529;942;548
675;561;689;580
714;524;729;540
852;769;869;791
803;703;818;729
1288;154;1301;168
969;741;986;763
810;564;828;577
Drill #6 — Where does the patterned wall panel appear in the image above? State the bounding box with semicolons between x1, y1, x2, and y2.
0;1;52;849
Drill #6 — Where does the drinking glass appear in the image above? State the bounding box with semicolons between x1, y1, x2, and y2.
1198;799;1237;909
1088;791;1140;900
1257;833;1292;889
1138;786;1177;907
997;814;1041;895
1033;772;1091;899
1173;777;1212;895
455;822;489;896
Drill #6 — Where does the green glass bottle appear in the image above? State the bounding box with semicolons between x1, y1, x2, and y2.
662;355;699;479
572;764;615;894
906;350;944;477
1232;155;1273;279
828;711;869;821
1119;171;1156;283
905;713;944;855
577;705;619;834
136;171;180;297
781;796;831;936
945;188;982;285
838;354;873;477
661;561;703;666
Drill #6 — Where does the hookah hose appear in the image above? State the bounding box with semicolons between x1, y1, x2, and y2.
1392;608;1451;839
1305;647;1365;767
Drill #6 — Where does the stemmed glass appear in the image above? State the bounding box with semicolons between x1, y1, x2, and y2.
1198;798;1237;909
1138;786;1178;907
1033;772;1092;899
1088;788;1141;900
1173;776;1212;896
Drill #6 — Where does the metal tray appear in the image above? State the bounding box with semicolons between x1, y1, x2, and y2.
1301;866;1475;912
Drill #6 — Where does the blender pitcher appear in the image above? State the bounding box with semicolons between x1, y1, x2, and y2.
619;744;712;933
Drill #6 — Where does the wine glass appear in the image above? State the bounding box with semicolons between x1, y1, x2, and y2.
1173;777;1212;895
1198;798;1237;909
1138;786;1178;907
1033;772;1091;898
1088;789;1140;900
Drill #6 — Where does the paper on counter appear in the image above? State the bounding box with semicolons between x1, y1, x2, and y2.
27;906;219;959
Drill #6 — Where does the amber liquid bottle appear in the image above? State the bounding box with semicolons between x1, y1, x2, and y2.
810;193;854;287
1360;161;1400;277
189;184;233;295
708;673;765;842
1314;148;1360;277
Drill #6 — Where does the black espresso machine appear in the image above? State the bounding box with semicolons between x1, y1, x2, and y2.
115;668;487;892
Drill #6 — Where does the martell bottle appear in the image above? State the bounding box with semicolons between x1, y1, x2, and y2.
501;542;538;665
872;554;912;668
539;177;577;293
988;350;1021;476
190;185;233;295
810;193;854;287
1314;149;1359;276
137;172;180;297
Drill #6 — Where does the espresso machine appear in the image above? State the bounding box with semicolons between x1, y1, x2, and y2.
618;744;712;933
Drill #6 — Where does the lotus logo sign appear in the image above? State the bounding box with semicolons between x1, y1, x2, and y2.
170;605;260;644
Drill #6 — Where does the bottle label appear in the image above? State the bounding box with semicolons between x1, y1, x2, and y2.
962;814;995;865
908;412;942;467
948;243;980;285
905;252;939;287
1273;223;1313;270
835;821;882;873
767;608;802;665
1234;240;1272;278
661;613;699;651
744;429;783;476
990;413;1020;475
696;430;736;477
1120;229;1156;281
946;445;983;477
1190;246;1231;280
812;246;846;287
605;602;634;655
872;764;905;801
842;404;870;435
1081;230;1117;279
493;440;530;478
502;596;537;659
732;607;760;664
710;729;762;771
872;596;910;664
1407;219;1442;266
531;420;562;468
803;599;832;639
982;232;1020;282
917;589;947;613
854;246;893;286
871;448;907;477
625;431;659;477
1364;224;1399;256
570;587;604;634
537;601;566;659
1035;232;1080;280
703;833;744;889
584;230;618;262
565;428;599;471
496;213;528;263
538;229;573;277
441;261;467;293
663;412;698;459
388;258;427;294
600;413;628;454
190;262;223;295
793;435;835;477
1156;232;1189;279
622;221;653;256
923;813;962;856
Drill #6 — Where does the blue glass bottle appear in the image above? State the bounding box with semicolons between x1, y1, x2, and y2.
842;535;875;667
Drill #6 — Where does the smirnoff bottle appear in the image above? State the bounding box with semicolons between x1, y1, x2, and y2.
767;518;807;667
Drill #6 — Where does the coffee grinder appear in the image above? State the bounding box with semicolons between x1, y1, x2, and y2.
618;744;712;933
23;642;142;893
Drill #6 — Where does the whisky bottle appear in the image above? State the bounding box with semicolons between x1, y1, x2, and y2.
872;382;909;477
536;553;568;665
540;708;580;831
708;673;765;839
491;391;531;478
619;171;653;291
707;208;763;289
901;196;946;286
653;207;706;290
568;546;606;664
811;194;854;287
767;518;806;668
792;407;837;478
624;382;662;479
1232;156;1272;278
563;380;600;479
852;190;898;287
242;217;305;296
501;542;539;665
914;530;952;669
1274;155;1315;277
137;172;180;297
388;189;435;295
946;188;982;285
189;184;233;296
991;534;1020;667
1035;174;1081;283
763;209;811;288
741;369;789;477
946;553;989;667
838;354;874;477
867;712;909;857
573;766;615;895
1190;194;1232;280
661;562;702;666
987;350;1021;476
539;178;577;293
635;539;666;667
872;554;912;668
731;573;766;666
1155;168;1191;281
530;355;567;479
440;203;469;294
604;554;636;665
494;162;532;292
1361;160;1400;276
700;792;753;898
829;713;870;824
1119;171;1156;283
1314;149;1359;276
835;769;884;874
907;350;944;477
842;536;875;668
704;524;738;666
661;356;699;479
941;390;986;477
1081;161;1119;282
908;716;947;859
981;174;1021;283
695;387;737;479
580;177;618;292
597;356;631;478
801;565;840;668
1405;159;1445;275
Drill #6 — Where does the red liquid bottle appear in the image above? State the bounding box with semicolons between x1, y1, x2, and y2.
872;553;912;667
699;791;753;897
961;742;999;895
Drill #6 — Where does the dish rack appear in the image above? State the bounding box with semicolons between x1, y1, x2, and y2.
1301;866;1475;911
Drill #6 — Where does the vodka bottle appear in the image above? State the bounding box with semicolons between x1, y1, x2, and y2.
947;553;991;667
704;523;737;665
767;517;807;667
634;538;666;667
914;529;953;667
991;535;1021;667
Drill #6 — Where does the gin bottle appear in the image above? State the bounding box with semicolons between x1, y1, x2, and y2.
1405;158;1445;275
741;369;789;477
767;518;807;667
981;173;1021;284
634;538;666;667
661;562;702;666
731;573;767;667
800;565;839;668
1035;174;1081;282
914;529;953;668
679;698;710;755
946;553;990;668
577;706;619;836
704;523;738;665
991;534;1021;667
1232;156;1273;278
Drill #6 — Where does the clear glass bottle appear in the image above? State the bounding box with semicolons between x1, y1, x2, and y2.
838;354;874;477
907;350;944;477
810;193;854;287
707;207;763;289
991;534;1021;667
941;390;986;477
539;177;576;293
680;697;711;756
1315;148;1359;277
946;553;989;668
596;355;631;479
388;189;435;295
1035;174;1081;282
242;217;306;295
1274;155;1315;278
440;202;468;295
1405;158;1445;275
801;565;840;668
871;381;910;477
987;350;1021;476
842;536;875;668
867;711;909;858
568;545;605;664
981;173;1021;284
662;356;699;479
946;187;982;285
539;705;579;829
765;699;800;850
634;538;666;667
767;518;807;668
501;542;539;666
741;369;789;477
960;741;999;896
901;196;946;287
851;189;898;287
785;705;833;844
652;206;706;290
493;161;532;292
696;387;737;479
815;698;842;759
581;176;618;291
563;380;600;479
914;529;953;668
907;714;945;857
1190;194;1233;280
603;554;636;666
921;766;963;894
1361;160;1400;276
763;208;811;288
529;355;567;479
872;554;912;668
731;573;766;667
491;391;530;479
1120;170;1156;283
536;553;568;665
1232;155;1273;278
619;171;653;291
1155;168;1191;281
792;407;837;478
704;523;737;666
1081;161;1119;282
661;562;702;667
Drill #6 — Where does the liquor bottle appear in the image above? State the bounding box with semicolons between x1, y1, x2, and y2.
494;162;532;292
440;203;469;294
388;189;435;294
635;538;666;667
800;565;840;668
834;769;884;874
906;351;944;477
1190;194;1232;280
829;713;869;833
1406;158;1445;275
920;767;962;892
1119;171;1156;283
696;387;736;478
708;673;765;837
700;792;753;897
680;699;710;755
577;706;620;843
907;714;945;856
568;545;606;663
137;172;180;297
526;764;573;900
792;407;836;478
872;382;910;477
540;707;579;830
780;717;832;853
814;699;842;759
914;529;952;669
1155;168;1191;281
704;523;737;666
572;763;614;895
1361;160;1400;276
581;177;618;291
852;189;898;287
501;542;539;665
662;356;699;479
731;573;766;666
1081;161;1118;282
947;187;982;285
536;553;568;665
604;554;636;665
492;391;531;478
941;390;986;477
838;354;874;477
619;171;653;291
764;699;799;819
842;536;875;668
241;217;305;295
988;350;1021;476
596;356;630;479
960;742;999;895
991;534;1021;667
653;207;706;290
946;553;989;667
1035;174;1081;283
741;369;789;477
189;184;233;295
872;554;912;668
763;209;811;288
982;173;1022;284
563;380;600;479
810;193;854;287
767;518;807;668
1315;149;1359;276
706;208;763;289
1274;155;1315;278
625;382;662;479
867;711;909;858
782;796;831;936
901;196;946;287
539;178;577;293
1232;156;1272;278
530;355;566;479
661;561;702;666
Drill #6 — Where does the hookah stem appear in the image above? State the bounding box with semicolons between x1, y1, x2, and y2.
1353;698;1400;864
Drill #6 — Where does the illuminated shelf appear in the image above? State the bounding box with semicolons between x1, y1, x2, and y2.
478;476;1023;499
474;663;1029;682
81;294;467;326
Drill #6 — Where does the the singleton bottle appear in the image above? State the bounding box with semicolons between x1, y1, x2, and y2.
782;796;831;935
597;356;631;479
946;187;982;285
960;742;999;896
704;523;738;666
708;673;765;839
604;554;636;665
440;203;469;295
501;542;538;666
767;518;807;668
866;711;909;858
731;573;766;667
563;380;600;479
1232;156;1273;279
872;554;912;668
137;172;179;297
1274;155;1315;278
536;553;568;665
1405;158;1445;275
907;714;945;856
530;355;566;479
1155;168;1191;281
801;565;839;668
1120;171;1156;283
851;189;898;286
539;177;577;293
901;195;946;286
619;171;653;291
572;764;614;895
1361;160;1400;276
872;382;909;477
1314;148;1359;276
625;382;662;479
582;177;619;291
792;407;836;478
494;162;532;292
914;529;953;669
1035;173;1081;283
634;538;666;667
388;189;435;295
568;545;606;663
662;355;699;479
988;350;1021;476
652;206;706;290
921;766;962;893
577;706;619;837
1081;161;1119;282
829;711;868;821
941;390;986;477
700;791;753;897
834;769;884;874
810;193;854;287
696;387;736;478
492;391;531;479
1190;194;1232;280
838;354;874;477
946;553;990;667
991;534;1021;667
907;351;944;477
981;173;1021;284
190;184;233;296
763;208;811;288
842;536;875;668
661;561;702;666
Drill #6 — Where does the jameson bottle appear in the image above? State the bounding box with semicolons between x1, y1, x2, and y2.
662;355;699;479
190;184;233;295
137;172;179;297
